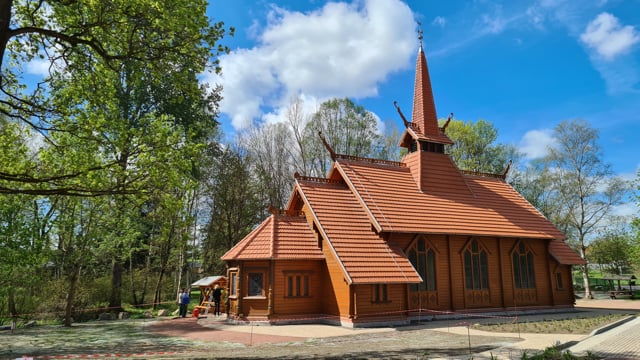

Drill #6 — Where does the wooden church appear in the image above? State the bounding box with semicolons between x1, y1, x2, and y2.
221;42;584;327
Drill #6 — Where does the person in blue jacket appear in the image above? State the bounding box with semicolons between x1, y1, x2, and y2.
179;289;190;318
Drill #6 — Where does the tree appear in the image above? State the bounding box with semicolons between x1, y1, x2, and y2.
510;161;575;238
201;144;263;274
241;123;297;210
444;119;519;174
304;98;382;176
543;119;628;299
589;218;634;275
0;0;232;196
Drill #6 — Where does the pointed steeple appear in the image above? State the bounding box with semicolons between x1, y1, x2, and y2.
411;44;440;138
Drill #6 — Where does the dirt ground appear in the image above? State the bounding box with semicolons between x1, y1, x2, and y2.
1;299;638;359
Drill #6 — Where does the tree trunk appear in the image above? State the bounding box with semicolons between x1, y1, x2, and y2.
8;286;16;317
129;254;139;306
64;264;81;327
580;243;593;299
109;259;124;311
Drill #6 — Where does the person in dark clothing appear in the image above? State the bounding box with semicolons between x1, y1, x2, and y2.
179;289;190;318
212;285;222;316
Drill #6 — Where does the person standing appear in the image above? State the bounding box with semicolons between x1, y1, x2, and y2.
212;285;222;316
179;289;190;318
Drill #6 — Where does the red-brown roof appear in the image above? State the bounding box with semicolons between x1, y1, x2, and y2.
221;214;324;261
295;178;422;285
334;157;567;240
549;239;586;265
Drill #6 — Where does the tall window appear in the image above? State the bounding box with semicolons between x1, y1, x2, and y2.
556;272;564;290
230;272;237;297
372;284;388;303
408;237;437;291
464;239;489;290
512;242;536;289
248;272;264;297
287;273;310;297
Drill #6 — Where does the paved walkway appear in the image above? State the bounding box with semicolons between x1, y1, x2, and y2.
568;316;640;359
149;299;640;358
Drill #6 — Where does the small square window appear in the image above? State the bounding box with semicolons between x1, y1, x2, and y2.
248;272;263;296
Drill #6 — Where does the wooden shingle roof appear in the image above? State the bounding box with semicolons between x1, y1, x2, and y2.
221;214;324;261
549;239;586;265
335;158;566;240
295;178;422;285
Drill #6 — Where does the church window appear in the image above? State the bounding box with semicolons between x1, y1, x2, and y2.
512;242;536;289
408;237;437;291
464;239;489;290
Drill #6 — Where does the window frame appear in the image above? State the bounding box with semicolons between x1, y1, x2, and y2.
556;272;564;290
284;271;311;298
407;236;438;292
246;271;266;298
228;269;238;298
463;239;489;290
512;241;536;289
371;284;389;303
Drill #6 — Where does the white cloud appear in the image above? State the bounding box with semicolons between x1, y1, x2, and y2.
518;129;555;159
481;13;507;34
25;58;50;77
203;0;416;131
580;12;640;60
610;202;638;218
432;16;446;27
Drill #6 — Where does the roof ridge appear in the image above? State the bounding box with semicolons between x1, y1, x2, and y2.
294;173;345;185
334;163;386;233
460;169;507;180
334;153;406;167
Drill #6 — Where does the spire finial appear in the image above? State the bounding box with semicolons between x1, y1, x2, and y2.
417;21;423;47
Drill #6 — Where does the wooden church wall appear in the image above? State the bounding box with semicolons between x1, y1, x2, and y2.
551;262;575;306
239;260;270;317
352;283;407;319
389;232;570;311
272;260;324;315
321;237;351;318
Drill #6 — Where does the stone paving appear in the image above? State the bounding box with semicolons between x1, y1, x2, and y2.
568;317;640;360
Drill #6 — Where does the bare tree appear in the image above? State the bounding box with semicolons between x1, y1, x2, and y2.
544;119;628;299
241;123;297;210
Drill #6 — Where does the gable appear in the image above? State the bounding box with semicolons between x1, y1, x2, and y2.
294;176;422;285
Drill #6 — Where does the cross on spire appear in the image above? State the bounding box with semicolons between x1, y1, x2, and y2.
417;22;423;47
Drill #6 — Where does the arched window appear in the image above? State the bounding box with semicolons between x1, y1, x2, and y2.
463;239;488;290
408;237;436;291
512;242;536;289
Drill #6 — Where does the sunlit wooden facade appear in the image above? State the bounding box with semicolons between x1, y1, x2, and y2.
221;45;584;327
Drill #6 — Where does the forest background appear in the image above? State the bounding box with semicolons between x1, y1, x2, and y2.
0;0;638;326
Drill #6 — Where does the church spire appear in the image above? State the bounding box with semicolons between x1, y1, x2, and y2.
411;35;440;138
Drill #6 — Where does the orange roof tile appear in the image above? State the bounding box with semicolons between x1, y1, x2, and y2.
335;157;567;240
295;179;422;285
411;46;440;138
549;239;586;265
221;214;324;261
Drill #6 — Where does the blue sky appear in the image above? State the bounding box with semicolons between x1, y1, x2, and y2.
204;1;639;199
